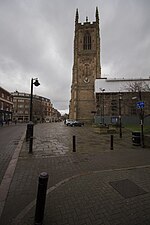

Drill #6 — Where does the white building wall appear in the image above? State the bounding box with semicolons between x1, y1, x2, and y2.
95;77;150;93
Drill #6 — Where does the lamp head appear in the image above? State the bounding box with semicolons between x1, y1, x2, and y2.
99;88;105;92
34;79;40;87
132;96;137;100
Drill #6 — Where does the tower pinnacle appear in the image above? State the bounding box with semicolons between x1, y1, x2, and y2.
75;8;79;24
95;6;99;23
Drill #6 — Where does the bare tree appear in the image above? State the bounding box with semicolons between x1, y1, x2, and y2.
124;79;150;148
124;80;150;93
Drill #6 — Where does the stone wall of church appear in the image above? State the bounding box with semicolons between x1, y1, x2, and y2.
69;8;101;123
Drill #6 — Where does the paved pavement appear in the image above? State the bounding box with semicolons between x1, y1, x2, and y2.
0;122;150;225
0;124;26;184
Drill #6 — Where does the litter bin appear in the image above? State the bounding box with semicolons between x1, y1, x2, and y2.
26;121;34;141
132;131;141;146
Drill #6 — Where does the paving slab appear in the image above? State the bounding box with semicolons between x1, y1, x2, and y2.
0;122;150;225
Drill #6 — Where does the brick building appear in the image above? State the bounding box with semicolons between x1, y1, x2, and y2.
0;87;13;123
95;78;150;125
11;91;60;123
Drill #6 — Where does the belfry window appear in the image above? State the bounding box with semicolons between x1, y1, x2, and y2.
83;33;91;50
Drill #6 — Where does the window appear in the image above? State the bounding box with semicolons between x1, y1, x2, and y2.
131;106;136;115
18;104;24;108
111;100;118;112
1;102;3;110
18;110;23;114
83;32;91;50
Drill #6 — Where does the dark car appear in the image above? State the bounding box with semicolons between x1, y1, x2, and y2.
70;120;84;127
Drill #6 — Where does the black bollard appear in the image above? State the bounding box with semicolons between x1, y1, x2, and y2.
34;172;49;225
29;136;33;154
110;135;113;150
73;135;76;152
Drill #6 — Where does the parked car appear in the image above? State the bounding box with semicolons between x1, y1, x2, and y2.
65;119;75;126
70;120;84;127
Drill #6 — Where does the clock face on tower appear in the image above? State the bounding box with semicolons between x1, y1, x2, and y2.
83;77;90;83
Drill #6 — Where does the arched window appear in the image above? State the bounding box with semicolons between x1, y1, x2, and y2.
83;32;91;50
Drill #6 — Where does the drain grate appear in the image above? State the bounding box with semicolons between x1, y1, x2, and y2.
109;179;147;199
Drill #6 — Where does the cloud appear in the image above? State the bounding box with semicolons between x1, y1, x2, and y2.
0;0;150;112
101;0;150;77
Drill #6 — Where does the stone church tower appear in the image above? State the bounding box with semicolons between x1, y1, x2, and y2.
69;7;101;123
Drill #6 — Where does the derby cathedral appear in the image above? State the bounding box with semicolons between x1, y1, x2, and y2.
69;7;101;123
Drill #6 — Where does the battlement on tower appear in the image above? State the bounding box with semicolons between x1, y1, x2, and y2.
76;21;97;26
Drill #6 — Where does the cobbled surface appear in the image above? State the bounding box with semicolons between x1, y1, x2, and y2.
0;122;150;225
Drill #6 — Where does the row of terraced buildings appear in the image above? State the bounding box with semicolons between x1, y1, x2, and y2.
0;87;61;123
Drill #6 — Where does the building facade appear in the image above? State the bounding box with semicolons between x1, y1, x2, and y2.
11;91;60;123
95;78;150;125
0;87;13;123
69;7;101;123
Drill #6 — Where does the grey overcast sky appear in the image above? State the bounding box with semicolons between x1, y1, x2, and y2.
0;0;150;114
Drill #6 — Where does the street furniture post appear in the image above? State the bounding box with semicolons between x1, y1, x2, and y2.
34;172;49;225
73;135;76;152
110;135;114;150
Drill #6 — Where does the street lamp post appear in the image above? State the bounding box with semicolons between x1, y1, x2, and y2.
102;89;105;124
100;88;105;124
139;91;144;148
132;90;144;148
30;78;40;121
119;93;122;138
26;78;40;141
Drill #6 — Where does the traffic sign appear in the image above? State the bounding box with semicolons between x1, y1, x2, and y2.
136;101;144;109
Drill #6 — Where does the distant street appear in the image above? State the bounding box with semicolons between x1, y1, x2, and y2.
0;124;26;184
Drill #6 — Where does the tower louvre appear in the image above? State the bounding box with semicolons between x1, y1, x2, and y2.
69;7;101;123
